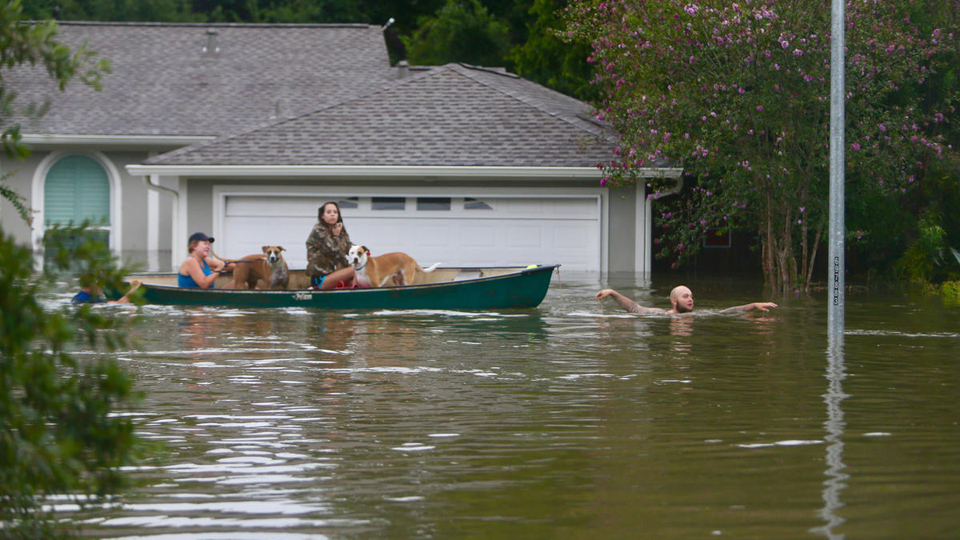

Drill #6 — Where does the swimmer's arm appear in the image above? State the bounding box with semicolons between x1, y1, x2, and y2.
596;289;666;314
720;302;779;313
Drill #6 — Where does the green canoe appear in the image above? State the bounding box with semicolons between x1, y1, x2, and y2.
119;265;558;310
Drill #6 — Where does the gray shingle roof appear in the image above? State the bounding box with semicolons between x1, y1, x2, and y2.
6;22;393;137
145;63;616;168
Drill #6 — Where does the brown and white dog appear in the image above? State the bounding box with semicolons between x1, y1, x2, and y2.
230;245;289;289
347;245;440;288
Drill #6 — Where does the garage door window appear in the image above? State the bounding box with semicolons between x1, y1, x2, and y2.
417;197;451;211
464;197;493;210
337;197;359;209
372;197;405;210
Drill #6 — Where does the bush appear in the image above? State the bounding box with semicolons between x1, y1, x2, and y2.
0;226;141;539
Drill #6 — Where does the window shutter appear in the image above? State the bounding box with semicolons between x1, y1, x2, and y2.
44;155;110;227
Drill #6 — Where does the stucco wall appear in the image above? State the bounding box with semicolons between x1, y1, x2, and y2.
607;187;638;273
0;152;44;244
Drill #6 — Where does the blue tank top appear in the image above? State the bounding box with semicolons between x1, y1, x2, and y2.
178;259;215;289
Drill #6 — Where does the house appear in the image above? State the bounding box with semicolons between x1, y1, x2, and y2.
1;22;679;274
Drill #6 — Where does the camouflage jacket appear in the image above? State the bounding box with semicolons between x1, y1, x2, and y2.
305;222;352;278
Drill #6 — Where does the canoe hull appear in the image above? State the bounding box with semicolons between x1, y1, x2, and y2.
124;265;558;310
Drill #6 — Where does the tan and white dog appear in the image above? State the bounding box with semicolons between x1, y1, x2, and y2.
347;245;440;288
230;245;289;290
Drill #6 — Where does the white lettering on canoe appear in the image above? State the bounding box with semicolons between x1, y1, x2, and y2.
293;292;313;301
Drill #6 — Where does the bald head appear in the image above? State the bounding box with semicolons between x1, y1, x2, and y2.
669;286;694;313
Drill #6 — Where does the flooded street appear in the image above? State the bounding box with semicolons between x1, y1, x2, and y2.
66;272;960;539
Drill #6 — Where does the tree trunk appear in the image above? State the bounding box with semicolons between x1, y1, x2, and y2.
763;194;776;291
803;220;824;293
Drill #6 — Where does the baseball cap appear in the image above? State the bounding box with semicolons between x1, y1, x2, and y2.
188;232;215;243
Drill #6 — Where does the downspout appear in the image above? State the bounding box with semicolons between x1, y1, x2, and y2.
142;174;180;269
637;172;683;274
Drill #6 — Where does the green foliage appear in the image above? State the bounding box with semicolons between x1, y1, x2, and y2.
897;213;949;282
845;178;914;277
565;0;960;292
22;0;201;22
1;9;141;537
402;0;511;67
509;0;599;101
0;226;142;539
0;174;31;224
941;279;960;304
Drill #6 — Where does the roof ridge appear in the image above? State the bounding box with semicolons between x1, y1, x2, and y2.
49;21;375;29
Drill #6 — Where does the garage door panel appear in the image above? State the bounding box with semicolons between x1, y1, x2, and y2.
410;222;452;247
549;223;592;247
460;224;498;248
505;225;545;248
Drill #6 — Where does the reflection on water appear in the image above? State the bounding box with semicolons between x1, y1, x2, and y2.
57;274;960;539
811;334;849;539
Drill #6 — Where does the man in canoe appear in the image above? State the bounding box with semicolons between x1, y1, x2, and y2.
595;286;778;315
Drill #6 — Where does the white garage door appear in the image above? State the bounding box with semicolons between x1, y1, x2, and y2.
219;194;601;272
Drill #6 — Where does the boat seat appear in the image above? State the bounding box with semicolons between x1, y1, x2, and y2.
453;271;482;281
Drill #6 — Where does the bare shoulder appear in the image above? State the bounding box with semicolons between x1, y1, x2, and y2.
179;257;199;273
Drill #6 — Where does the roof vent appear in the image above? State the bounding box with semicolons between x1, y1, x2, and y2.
398;60;409;79
202;29;219;56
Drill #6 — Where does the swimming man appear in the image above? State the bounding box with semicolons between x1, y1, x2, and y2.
596;286;778;315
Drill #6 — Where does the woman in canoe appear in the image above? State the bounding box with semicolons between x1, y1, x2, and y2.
306;201;357;289
179;232;233;289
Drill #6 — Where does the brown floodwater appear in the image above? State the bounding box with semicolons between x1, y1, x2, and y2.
60;271;960;539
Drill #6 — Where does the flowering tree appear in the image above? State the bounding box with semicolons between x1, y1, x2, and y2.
565;0;959;292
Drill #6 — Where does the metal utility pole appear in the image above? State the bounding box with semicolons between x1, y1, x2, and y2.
828;0;846;339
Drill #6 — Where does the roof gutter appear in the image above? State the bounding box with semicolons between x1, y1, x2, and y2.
126;164;683;180
22;134;214;149
142;175;180;262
